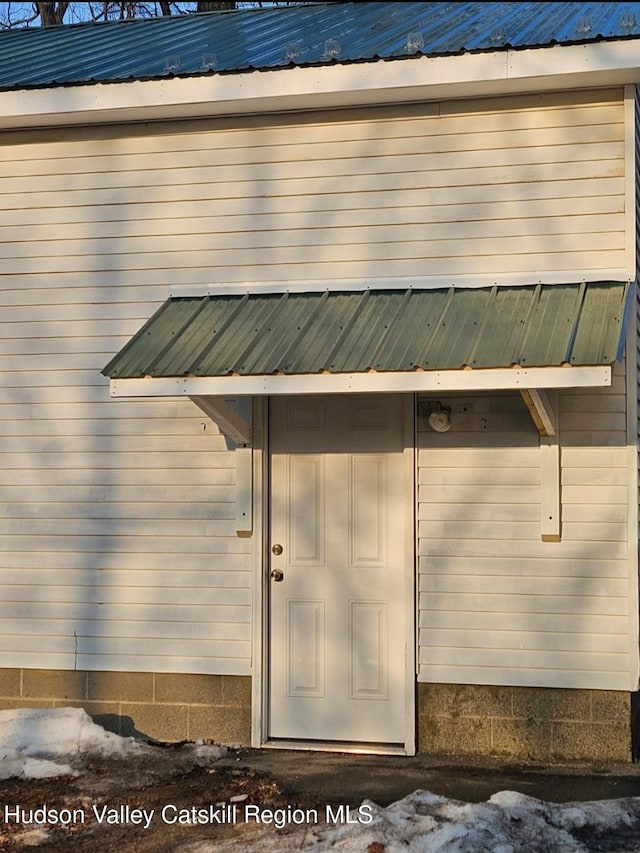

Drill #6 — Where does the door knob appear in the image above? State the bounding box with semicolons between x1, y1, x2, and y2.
272;543;283;556
271;569;284;582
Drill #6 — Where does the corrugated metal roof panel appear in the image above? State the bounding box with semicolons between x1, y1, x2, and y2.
2;2;640;90
102;282;630;380
571;280;630;363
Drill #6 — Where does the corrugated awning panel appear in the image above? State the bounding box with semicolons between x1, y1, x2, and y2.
571;281;632;364
102;282;630;380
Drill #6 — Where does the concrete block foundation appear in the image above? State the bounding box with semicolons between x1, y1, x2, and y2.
0;668;251;745
418;683;634;763
0;670;635;762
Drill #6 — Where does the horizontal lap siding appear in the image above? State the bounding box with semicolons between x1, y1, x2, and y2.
0;272;251;673
0;397;251;674
418;377;631;690
0;88;628;677
0;89;626;289
0;105;265;675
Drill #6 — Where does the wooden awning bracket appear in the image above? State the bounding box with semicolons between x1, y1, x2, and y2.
520;388;557;436
520;390;561;541
189;395;253;537
189;395;252;445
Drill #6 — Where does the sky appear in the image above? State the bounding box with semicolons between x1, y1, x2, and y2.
0;2;287;30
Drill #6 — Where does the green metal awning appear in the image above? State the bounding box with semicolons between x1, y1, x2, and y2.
103;282;631;396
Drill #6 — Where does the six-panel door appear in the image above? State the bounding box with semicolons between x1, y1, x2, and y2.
268;394;407;745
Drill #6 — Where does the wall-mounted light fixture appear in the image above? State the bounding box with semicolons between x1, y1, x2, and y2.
418;400;452;433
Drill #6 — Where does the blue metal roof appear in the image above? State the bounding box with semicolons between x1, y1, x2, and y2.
2;2;640;90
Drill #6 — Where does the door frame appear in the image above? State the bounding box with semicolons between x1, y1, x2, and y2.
251;394;416;756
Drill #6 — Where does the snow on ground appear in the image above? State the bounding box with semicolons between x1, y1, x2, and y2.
304;789;640;852
0;706;143;780
2;708;640;851
196;790;640;852
0;707;226;784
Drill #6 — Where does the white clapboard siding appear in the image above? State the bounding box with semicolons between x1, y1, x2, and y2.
0;417;207;436
0;215;626;259
0;177;623;231
0;618;247;639
0;202;625;245
0;286;168;310
0;159;625;209
0;284;252;678
0;89;620;159
0;583;251;606
0;87;630;679
0;517;239;537
418;386;632;690
0;236;624;278
0;451;233;470
0;402;203;420
0;257;252;674
0;435;227;453
0;197;625;244
0;301;154;322
1;500;235;518
0;535;248;555
0;552;250;572
0;89;626;285
0;568;248;588
2;142;626;195
0;601;248;623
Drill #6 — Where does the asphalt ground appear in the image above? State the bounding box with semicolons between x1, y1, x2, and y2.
216;748;640;807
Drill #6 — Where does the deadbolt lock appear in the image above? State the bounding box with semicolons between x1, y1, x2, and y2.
271;543;283;556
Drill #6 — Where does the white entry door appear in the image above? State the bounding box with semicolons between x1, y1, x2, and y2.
268;394;409;746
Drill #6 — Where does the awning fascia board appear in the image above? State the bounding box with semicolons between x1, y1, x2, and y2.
109;365;611;398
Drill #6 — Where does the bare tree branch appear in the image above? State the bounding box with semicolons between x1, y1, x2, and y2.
197;2;236;9
0;1;303;29
36;2;71;27
0;2;40;29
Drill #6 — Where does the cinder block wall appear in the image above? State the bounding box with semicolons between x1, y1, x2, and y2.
1;671;633;761
0;669;251;745
418;683;633;762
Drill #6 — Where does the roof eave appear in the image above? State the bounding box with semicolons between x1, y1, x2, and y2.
1;39;640;130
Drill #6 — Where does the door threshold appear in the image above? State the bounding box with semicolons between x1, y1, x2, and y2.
263;738;409;756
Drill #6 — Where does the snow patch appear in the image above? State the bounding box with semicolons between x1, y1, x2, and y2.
0;745;77;781
12;827;51;847
189;741;228;763
308;789;640;853
0;707;141;780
